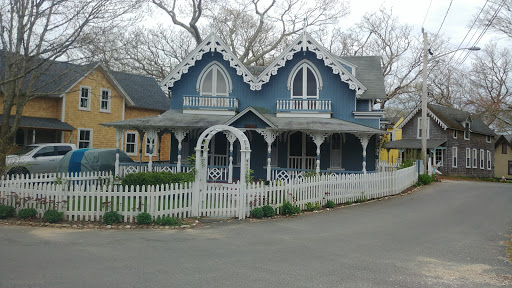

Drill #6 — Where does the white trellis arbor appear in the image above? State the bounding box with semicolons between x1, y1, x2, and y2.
192;125;251;219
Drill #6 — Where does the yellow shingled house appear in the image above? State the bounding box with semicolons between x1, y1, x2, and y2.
0;61;170;163
380;117;403;164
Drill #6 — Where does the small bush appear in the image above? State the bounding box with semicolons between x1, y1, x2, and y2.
261;205;275;218
280;201;294;215
43;210;63;223
251;207;264;218
103;211;123;225
18;208;37;219
325;200;335;208
121;171;195;187
398;159;414;169
136;212;153;225
154;216;180;226
305;202;315;211
418;174;434;186
344;200;353;205
291;206;301;215
0;204;16;219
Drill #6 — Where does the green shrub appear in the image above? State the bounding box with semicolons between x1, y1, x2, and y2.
251;207;264;218
344;200;353;205
154;215;180;226
121;171;195;187
18;208;37;219
0;204;16;219
418;174;434;186
43;210;63;223
103;211;123;225
261;205;275;218
398;159;415;169
291;206;301;215
325;200;335;208
281;201;294;215
305;202;315;211
136;212;153;225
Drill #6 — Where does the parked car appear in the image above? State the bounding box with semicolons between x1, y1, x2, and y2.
57;148;133;174
6;143;77;175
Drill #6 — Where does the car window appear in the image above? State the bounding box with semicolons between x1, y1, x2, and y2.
56;146;72;156
13;145;37;155
34;146;55;157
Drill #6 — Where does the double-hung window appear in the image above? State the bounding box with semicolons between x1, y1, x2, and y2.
79;86;91;111
100;88;111;112
503;143;508;154
453;130;457;139
480;149;484;169
464;122;470;140
465;148;471;168
452;147;457;168
417;117;430;139
125;132;137;156
435;149;443;166
78;129;92;148
487;150;491;170
472;148;477;168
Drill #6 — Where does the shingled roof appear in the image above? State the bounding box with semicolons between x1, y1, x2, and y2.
427;104;495;136
339;56;386;100
0;53;169;111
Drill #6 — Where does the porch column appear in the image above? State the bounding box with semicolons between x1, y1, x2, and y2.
136;129;144;163
224;132;237;183
32;129;36;144
172;129;189;173
146;129;157;172
307;132;329;174
256;130;281;181
114;128;124;177
157;132;163;162
356;133;372;173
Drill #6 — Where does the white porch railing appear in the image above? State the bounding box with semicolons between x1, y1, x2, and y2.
183;96;238;110
0;164;418;222
276;99;331;112
288;156;316;170
119;162;229;182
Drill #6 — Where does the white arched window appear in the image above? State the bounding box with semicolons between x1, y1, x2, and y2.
197;62;232;97
288;60;322;99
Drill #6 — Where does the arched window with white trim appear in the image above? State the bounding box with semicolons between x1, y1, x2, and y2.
197;62;232;97
288;61;322;99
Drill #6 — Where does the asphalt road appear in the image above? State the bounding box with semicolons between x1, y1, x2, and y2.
1;180;511;288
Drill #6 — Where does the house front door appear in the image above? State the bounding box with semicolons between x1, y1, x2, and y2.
288;132;316;170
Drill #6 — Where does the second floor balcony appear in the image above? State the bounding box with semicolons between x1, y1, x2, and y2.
183;95;239;116
276;99;332;118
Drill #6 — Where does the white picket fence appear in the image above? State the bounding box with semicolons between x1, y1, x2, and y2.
0;164;418;222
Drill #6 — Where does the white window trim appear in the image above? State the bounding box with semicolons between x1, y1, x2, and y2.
77;128;93;149
125;131;138;156
78;86;91;111
288;60;322;99
464;122;470;140
452;147;457;168
487;150;491;170
144;136;157;156
453;130;457;139
472;148;477;168
486;135;491;143
99;88;111;113
416;117;430;139
480;149;484;169
435;149;443;167
465;148;471;168
196;61;232;96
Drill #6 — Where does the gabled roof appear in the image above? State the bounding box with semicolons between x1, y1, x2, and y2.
339;56;386;100
255;33;367;96
224;107;276;128
495;134;512;148
0;53;169;111
397;103;495;137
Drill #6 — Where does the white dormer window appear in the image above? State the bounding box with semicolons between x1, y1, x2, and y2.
417;117;430;139
288;60;322;99
464;122;470;140
197;62;231;97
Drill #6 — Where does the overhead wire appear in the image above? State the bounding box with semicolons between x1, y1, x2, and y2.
422;0;433;29
434;0;453;39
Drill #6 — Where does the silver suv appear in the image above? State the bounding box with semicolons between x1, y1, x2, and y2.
6;143;77;175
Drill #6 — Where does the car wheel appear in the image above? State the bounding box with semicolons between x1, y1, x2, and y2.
7;167;30;177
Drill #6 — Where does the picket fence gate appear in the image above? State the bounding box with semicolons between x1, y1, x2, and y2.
0;164;418;222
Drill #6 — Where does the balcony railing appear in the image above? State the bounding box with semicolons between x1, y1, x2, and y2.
183;95;239;111
276;99;331;113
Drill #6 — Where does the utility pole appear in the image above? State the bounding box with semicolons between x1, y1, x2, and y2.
421;29;428;174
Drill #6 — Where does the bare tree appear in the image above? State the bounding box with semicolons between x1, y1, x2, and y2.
475;0;512;38
0;0;138;173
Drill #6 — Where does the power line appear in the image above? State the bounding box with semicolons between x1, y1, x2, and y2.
422;0;433;29
434;0;453;39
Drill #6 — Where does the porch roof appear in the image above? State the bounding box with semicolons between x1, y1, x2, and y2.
0;115;75;131
383;138;447;149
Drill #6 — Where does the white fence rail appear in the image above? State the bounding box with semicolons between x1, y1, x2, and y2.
0;164;418;222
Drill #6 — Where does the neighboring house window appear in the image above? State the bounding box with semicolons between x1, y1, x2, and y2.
78;129;92;148
486;135;491;143
417;117;430;139
100;88;111;112
199;63;230;97
464;122;470;140
509;160;512;175
290;62;320;99
435;149;443;166
330;133;342;168
452;147;457;168
487;150;491;170
472;148;477;168
503;143;508;154
145;136;157;156
453;130;457;139
125;132;137;156
466;148;471;168
480;149;484;169
79;86;91;111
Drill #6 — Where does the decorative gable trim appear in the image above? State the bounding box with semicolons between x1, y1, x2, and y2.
397;106;448;130
160;34;258;91
224;106;277;128
256;33;367;97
